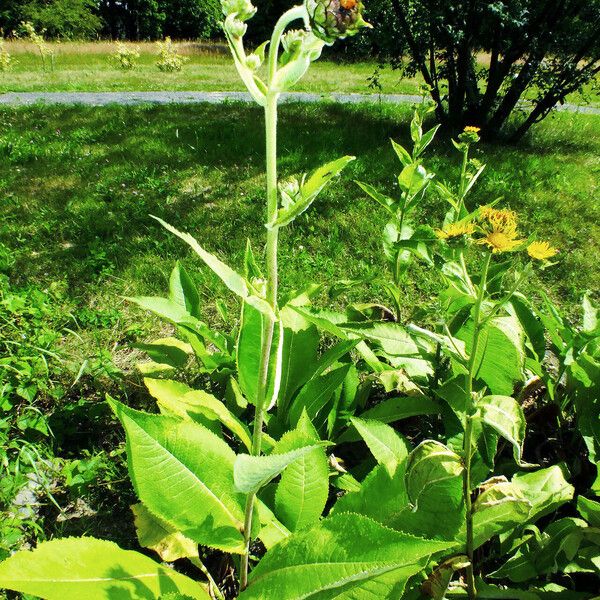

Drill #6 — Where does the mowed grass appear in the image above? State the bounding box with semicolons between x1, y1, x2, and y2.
0;40;418;95
0;103;598;361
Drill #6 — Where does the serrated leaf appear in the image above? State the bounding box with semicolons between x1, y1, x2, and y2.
132;503;197;562
108;398;246;553
274;413;329;531
144;378;252;451
169;262;201;319
350;417;410;476
478;395;533;467
240;513;453;600
234;443;325;494
0;537;209;599
151;216;273;317
269;156;355;228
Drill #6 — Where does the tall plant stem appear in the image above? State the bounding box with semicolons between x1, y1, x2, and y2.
463;251;491;600
239;7;305;588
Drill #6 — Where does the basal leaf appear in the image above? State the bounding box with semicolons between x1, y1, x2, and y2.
144;378;252;451
0;537;209;599
577;496;600;527
131;503;197;562
240;513;452;600
108;398;246;553
350;417;410;476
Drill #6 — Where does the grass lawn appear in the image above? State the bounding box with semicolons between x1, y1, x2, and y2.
1;102;598;344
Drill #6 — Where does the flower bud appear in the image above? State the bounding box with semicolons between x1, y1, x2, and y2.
279;178;301;208
305;0;371;44
221;0;256;22
224;14;247;38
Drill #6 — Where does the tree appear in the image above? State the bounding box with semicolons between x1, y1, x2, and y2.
159;0;221;40
21;0;102;39
388;0;600;141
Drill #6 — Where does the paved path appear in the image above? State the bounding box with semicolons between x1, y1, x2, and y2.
0;91;599;114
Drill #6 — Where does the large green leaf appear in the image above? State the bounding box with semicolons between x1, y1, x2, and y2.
109;398;246;553
277;305;320;412
152;216;272;317
144;378;252;451
269;156;356;228
403;440;465;541
570;352;600;462
0;537;209;599
127;296;197;326
350;417;410;476
578;496;600;527
511;465;574;525
234;443;325;494
472;478;532;549
478;395;532;467
274;413;329;532
457;315;525;395
239;513;452;600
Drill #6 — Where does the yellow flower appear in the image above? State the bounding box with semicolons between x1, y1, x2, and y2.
477;231;523;253
479;207;518;232
477;206;523;253
464;126;481;133
528;241;559;261
435;222;476;240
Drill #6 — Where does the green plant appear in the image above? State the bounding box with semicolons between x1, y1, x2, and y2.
20;20;54;71
111;41;140;71
0;37;12;71
156;36;189;73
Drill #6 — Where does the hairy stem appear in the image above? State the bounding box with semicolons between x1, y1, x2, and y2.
239;8;306;589
463;251;491;600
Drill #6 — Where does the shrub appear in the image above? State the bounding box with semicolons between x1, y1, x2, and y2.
110;41;140;71
155;36;188;73
0;37;12;71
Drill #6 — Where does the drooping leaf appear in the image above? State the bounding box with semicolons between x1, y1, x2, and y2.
510;465;574;526
274;412;329;531
108;398;246;553
239;513;453;600
131;503;197;562
350;417;410;476
169;262;201;319
472;478;532;549
403;440;465;541
127;296;196;326
509;295;546;361
135;337;192;371
234;443;325;494
355;180;396;216
0;537;209;599
144;378;252;451
421;556;469;600
269;156;356;228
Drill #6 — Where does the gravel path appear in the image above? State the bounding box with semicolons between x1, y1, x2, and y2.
0;91;598;114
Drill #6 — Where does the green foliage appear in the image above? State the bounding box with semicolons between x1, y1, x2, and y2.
21;0;102;40
0;537;209;598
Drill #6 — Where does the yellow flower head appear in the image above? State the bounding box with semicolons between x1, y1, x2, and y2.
477;231;523;253
435;222;476;240
464;126;481;133
477;206;522;253
528;240;559;261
